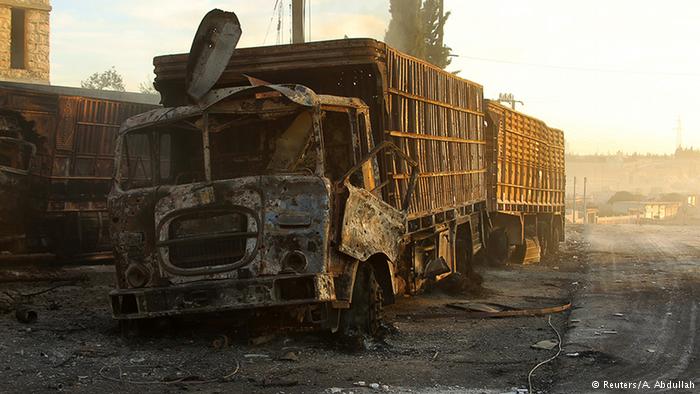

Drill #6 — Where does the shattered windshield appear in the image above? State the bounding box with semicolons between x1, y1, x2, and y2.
117;109;317;190
209;109;316;179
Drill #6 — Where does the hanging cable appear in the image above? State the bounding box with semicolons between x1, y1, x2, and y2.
263;0;280;44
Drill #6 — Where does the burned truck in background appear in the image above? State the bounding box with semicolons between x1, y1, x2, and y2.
0;81;159;261
484;101;565;264
109;21;488;334
0;110;38;256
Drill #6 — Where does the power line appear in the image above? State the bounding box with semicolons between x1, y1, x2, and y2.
263;0;281;44
461;55;700;78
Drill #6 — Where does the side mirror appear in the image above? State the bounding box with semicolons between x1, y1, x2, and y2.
340;141;418;212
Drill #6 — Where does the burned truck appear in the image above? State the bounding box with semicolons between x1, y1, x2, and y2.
484;101;565;264
0;81;159;261
109;11;487;334
0;110;37;256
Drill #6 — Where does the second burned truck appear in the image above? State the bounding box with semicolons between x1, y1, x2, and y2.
108;10;564;335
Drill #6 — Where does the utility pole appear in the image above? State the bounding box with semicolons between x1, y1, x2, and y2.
675;116;683;151
497;93;523;110
292;0;305;44
582;177;587;224
572;176;577;223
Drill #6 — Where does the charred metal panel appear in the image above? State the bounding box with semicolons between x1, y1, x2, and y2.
339;184;406;262
185;9;241;102
110;273;335;319
110;176;330;289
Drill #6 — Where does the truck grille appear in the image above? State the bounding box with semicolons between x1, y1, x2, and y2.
162;209;258;272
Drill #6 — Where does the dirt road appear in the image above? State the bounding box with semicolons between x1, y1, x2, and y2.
556;225;699;393
0;225;698;393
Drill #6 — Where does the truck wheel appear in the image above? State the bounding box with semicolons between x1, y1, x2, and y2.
538;224;550;258
487;228;509;265
549;226;561;254
340;263;383;338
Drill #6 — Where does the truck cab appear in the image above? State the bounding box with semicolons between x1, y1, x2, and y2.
109;84;415;334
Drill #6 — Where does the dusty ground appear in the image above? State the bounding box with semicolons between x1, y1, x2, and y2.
0;225;698;393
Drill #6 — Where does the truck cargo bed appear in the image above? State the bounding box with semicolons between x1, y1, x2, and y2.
484;100;565;214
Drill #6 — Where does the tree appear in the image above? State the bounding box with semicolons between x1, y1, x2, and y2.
385;0;424;59
138;79;159;96
384;0;453;69
421;0;452;69
81;67;125;91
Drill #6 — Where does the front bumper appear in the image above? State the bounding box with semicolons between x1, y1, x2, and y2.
110;273;336;319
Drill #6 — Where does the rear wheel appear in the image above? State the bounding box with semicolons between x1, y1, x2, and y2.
549;225;561;254
487;228;509;265
538;223;550;258
339;263;383;338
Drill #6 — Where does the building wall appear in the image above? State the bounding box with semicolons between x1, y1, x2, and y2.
0;0;51;84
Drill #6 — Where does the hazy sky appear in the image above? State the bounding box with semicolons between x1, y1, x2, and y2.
50;0;700;154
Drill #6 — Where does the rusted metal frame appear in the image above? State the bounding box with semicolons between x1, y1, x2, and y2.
392;168;486;179
75;121;120;128
46;176;111;181
388;130;485;145
341;141;417;198
503;126;564;149
406;201;484;232
156;203;263;277
156;231;258;246
202;111;212;181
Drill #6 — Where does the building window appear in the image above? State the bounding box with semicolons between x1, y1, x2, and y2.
11;8;26;69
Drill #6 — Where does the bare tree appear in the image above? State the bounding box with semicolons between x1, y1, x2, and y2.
138;78;158;96
80;67;126;91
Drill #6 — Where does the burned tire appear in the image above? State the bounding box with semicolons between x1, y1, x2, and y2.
538;224;550;258
339;263;383;338
487;228;509;265
549;226;561;254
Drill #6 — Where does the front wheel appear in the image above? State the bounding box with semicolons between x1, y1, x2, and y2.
339;263;383;338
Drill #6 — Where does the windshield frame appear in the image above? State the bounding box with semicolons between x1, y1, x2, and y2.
0;136;36;175
113;100;325;192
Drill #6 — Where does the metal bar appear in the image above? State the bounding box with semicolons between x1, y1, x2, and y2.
393;168;486;179
157;231;258;246
388;130;485;145
387;88;482;117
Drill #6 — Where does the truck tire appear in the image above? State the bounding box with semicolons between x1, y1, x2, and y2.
538;223;550;258
487;228;509;265
549;226;561;254
339;263;383;338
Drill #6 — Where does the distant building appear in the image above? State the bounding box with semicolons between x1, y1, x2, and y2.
0;0;51;84
609;200;680;220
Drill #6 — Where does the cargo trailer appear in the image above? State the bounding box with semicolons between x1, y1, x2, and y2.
0;81;159;261
483;100;565;264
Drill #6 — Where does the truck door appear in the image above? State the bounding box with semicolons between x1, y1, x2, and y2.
338;110;418;263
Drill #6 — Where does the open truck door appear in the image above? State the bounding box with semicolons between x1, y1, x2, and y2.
338;141;418;263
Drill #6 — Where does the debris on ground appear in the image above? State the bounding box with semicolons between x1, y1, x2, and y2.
531;339;559;350
15;305;37;323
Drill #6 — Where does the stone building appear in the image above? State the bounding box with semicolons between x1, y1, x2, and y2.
0;0;51;84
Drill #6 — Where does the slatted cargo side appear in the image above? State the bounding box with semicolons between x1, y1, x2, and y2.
484;101;565;214
383;48;486;221
0;82;159;257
